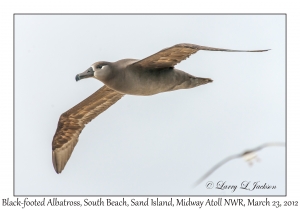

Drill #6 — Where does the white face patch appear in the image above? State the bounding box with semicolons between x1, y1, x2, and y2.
93;65;110;82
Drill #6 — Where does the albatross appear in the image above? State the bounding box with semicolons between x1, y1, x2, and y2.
193;142;285;187
52;43;269;174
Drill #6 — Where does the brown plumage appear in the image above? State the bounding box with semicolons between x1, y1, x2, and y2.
131;43;269;70
52;86;124;173
52;43;269;174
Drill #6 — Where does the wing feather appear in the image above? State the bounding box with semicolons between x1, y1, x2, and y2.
130;43;269;70
52;85;124;173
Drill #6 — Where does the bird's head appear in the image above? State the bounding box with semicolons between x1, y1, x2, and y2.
75;61;111;82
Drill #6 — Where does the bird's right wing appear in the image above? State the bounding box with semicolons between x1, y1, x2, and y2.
251;142;285;152
52;85;124;174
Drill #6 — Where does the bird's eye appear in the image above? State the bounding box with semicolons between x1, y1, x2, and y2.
96;65;102;69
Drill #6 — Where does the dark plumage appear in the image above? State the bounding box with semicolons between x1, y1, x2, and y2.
52;43;269;174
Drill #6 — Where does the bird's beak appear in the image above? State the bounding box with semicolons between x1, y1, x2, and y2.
75;67;94;81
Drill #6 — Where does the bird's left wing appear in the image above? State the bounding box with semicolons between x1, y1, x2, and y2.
193;153;241;187
52;85;124;174
130;43;269;70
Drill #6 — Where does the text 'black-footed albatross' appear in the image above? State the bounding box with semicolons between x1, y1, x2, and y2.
52;43;269;174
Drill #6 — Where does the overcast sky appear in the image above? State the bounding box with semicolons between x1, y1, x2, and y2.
15;14;285;196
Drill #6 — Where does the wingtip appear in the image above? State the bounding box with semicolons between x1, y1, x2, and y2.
52;150;62;174
192;179;203;188
249;49;270;52
261;49;271;52
54;166;61;174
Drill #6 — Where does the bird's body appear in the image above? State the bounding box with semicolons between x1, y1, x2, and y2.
97;59;212;96
52;43;269;174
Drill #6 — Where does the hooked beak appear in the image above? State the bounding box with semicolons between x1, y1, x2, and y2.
75;67;94;81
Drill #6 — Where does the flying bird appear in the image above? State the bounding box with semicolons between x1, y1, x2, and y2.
193;142;285;187
52;43;269;174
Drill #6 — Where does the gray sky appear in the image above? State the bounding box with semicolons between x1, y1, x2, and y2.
15;15;285;196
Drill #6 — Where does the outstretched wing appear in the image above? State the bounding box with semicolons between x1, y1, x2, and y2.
193;153;241;187
250;142;285;152
52;85;124;174
130;43;269;70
